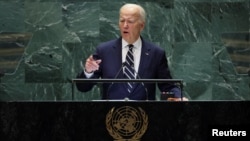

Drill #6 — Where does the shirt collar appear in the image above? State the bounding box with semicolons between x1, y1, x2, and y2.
122;37;142;49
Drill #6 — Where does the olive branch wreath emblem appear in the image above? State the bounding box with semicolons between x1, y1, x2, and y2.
106;106;148;141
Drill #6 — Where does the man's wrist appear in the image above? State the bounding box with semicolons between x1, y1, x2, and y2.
84;69;94;78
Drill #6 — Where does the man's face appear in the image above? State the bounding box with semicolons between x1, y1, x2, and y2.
119;6;144;44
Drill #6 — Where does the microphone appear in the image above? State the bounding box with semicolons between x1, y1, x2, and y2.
114;62;126;79
106;62;149;101
132;67;149;101
106;62;126;99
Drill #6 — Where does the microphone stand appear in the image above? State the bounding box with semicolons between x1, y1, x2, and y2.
132;67;149;101
106;62;149;101
106;62;125;100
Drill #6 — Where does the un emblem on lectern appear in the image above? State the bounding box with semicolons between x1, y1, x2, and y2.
106;106;148;141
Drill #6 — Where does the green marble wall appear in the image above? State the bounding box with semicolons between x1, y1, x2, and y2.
0;0;249;101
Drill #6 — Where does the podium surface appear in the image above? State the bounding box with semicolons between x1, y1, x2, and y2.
71;78;184;100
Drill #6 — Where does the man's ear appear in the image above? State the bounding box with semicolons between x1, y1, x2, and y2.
140;23;145;32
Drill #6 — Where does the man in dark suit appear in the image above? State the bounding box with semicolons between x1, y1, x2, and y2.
76;3;186;101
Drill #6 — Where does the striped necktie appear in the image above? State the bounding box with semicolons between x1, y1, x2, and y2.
124;44;135;93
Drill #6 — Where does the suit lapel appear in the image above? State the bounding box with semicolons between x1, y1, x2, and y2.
112;38;123;78
138;38;151;78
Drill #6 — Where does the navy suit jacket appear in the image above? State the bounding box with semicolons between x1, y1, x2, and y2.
76;37;181;100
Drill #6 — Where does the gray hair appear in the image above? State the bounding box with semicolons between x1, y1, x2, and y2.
120;3;146;23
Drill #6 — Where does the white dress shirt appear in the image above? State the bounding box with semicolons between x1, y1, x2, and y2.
122;37;142;77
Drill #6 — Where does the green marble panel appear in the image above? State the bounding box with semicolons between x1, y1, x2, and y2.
211;1;249;42
171;43;213;99
211;43;250;100
173;2;212;42
0;1;25;32
61;2;101;100
0;0;249;101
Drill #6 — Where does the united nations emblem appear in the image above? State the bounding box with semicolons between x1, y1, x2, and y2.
106;106;148;141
